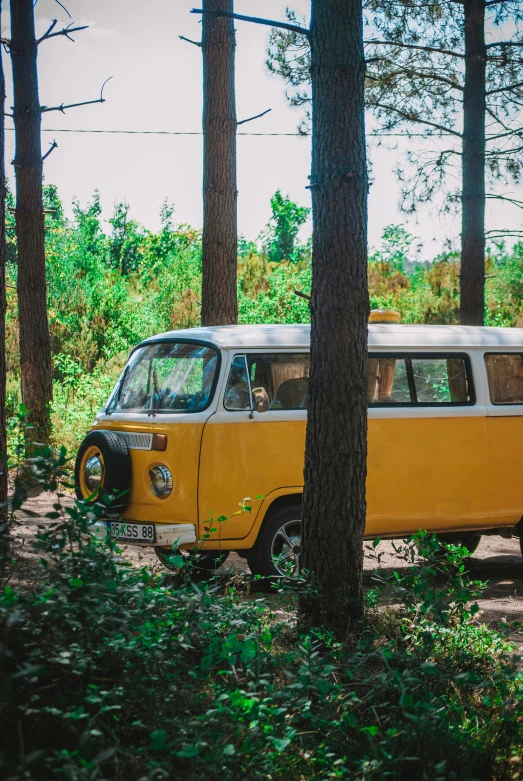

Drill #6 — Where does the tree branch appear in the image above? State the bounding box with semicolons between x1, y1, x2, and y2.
372;101;462;136
364;39;465;58
42;140;58;161
54;0;72;18
487;126;523;141
294;289;311;301
485;40;523;50
38;21;88;44
190;8;310;37
368;66;464;92
237;108;271;126
486;193;523;208
41;76;112;113
487;78;523;95
179;35;201;47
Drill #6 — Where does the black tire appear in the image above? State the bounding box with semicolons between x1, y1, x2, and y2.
75;430;132;511
436;532;481;556
247;502;302;578
155;547;229;579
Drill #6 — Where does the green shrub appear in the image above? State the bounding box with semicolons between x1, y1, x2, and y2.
1;454;522;781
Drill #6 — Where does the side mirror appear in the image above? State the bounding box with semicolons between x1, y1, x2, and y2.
251;387;271;414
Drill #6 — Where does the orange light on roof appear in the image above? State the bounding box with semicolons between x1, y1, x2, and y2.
369;309;401;324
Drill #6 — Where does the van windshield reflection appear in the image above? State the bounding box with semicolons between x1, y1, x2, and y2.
108;342;218;413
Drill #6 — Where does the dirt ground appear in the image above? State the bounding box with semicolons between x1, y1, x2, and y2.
10;491;523;631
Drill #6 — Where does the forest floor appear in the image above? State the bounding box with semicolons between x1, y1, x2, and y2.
10;492;523;635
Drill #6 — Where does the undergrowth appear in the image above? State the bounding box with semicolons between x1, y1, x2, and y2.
1;456;522;780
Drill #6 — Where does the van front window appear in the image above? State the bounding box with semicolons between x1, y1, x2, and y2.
108;342;219;413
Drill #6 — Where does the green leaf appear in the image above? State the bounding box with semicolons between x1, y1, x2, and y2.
150;730;167;751
69;577;84;588
272;738;291;752
223;744;236;756
176;744;200;758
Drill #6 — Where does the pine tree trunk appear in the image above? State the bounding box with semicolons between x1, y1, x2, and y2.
0;0;7;519
460;0;486;326
301;0;369;636
201;0;238;326
10;0;52;442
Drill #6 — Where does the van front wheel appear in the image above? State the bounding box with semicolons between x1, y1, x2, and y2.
247;504;302;579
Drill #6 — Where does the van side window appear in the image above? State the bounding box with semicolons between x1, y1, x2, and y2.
224;355;251;411
485;354;523;404
369;354;473;405
224;353;310;411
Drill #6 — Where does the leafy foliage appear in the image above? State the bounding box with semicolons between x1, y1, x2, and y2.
5;185;523;455
1;455;522;780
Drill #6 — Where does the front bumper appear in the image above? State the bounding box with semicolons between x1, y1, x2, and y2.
89;521;197;548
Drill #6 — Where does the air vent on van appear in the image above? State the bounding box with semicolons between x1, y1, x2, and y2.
369;309;401;324
118;432;153;451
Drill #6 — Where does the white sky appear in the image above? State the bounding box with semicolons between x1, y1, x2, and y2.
2;0;521;257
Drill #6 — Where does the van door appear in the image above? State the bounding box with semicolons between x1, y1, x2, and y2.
198;352;308;541
365;352;489;536
484;352;523;527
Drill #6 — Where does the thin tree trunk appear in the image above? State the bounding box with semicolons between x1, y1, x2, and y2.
301;0;369;636
201;0;238;326
0;0;8;522
10;0;52;442
460;0;486;326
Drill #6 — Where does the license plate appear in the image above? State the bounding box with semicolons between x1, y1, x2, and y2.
110;522;156;543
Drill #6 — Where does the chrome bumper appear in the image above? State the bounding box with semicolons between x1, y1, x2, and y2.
89;521;197;548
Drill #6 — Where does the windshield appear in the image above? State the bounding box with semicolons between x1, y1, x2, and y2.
107;341;219;414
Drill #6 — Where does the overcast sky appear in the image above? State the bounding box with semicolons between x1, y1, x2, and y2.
2;0;520;256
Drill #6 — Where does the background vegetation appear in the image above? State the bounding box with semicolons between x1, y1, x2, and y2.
5;183;523;452
1;464;522;780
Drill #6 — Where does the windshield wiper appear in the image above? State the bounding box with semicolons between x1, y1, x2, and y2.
149;366;161;417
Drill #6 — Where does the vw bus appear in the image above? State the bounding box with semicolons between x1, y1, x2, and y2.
75;315;523;576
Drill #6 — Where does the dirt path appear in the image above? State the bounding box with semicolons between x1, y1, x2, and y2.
11;492;523;628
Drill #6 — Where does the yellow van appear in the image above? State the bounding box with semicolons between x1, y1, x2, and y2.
75;318;523;576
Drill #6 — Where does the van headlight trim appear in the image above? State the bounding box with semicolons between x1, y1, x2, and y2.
149;466;173;498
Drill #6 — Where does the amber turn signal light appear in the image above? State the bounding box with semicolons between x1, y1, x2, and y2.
152;434;168;452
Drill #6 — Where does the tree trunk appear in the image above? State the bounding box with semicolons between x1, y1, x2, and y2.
10;0;52;442
0;0;7;519
301;0;369;636
460;0;486;326
201;0;238;326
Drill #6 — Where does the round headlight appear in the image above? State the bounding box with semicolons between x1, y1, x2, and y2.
149;466;173;498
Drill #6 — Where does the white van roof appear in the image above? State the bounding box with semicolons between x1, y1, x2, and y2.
141;323;523;350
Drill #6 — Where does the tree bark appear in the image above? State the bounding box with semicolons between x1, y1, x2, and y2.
301;0;369;636
0;0;7;519
201;0;238;326
460;0;486;325
10;0;52;442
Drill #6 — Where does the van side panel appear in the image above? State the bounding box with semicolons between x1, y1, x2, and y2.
198;414;307;540
366;412;489;535
487;415;523;525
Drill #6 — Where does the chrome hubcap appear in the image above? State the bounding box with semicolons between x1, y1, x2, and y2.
84;455;103;491
271;520;301;577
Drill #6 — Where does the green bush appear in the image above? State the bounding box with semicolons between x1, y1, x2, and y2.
1;454;522;780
